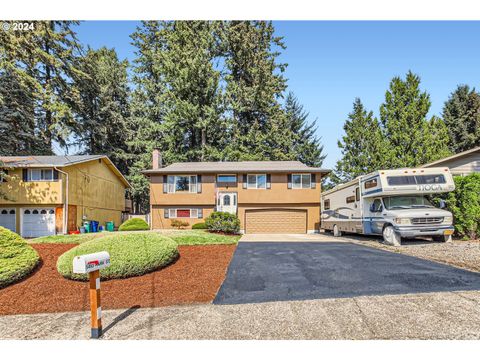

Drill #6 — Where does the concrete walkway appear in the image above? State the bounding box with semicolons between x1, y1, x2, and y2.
1;290;480;340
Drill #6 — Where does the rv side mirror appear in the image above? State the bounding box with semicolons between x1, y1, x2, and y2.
369;203;376;212
439;199;446;209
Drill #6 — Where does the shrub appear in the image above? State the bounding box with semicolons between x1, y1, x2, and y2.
57;232;179;281
171;219;189;229
446;174;480;240
191;222;207;230
118;218;149;231
205;211;240;234
0;226;40;288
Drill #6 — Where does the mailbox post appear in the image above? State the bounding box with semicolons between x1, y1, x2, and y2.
73;251;111;339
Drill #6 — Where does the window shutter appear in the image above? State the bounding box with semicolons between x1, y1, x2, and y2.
163;175;168;193
311;174;316;189
197;175;202;193
242;174;247;189
164;208;169;219
53;169;59;181
198;208;203;219
266;174;271;189
287;174;292;189
23;169;28;182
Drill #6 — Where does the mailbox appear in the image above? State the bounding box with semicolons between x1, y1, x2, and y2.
73;251;110;274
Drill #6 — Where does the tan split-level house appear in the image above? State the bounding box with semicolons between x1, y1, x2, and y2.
0;155;130;237
143;152;330;234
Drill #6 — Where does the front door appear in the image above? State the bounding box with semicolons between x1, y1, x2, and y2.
217;192;237;214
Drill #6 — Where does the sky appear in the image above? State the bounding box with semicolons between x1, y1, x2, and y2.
72;21;480;169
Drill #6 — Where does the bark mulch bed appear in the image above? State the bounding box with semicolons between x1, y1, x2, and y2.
0;243;236;315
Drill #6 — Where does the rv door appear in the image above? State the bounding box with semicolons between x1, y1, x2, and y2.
368;198;385;234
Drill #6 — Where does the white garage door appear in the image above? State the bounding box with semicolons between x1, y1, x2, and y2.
22;208;56;238
0;208;16;232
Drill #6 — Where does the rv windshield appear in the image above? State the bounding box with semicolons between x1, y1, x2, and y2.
383;196;434;210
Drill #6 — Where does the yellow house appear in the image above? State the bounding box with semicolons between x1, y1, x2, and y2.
0;155;130;237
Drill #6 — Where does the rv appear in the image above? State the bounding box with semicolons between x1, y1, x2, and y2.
321;167;456;246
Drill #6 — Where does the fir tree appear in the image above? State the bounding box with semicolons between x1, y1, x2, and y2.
442;85;480;153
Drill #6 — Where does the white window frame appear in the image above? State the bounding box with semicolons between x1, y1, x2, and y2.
247;174;267;189
167;175;198;193
27;168;54;182
168;208;199;219
292;173;312;189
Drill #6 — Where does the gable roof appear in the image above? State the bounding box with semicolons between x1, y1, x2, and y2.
142;161;330;175
422;146;480;168
0;155;130;187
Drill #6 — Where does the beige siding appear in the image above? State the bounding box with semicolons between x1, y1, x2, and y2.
424;151;480;175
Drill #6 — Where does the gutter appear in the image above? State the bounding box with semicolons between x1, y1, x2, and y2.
54;167;68;235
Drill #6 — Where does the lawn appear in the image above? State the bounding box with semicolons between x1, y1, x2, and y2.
31;230;241;245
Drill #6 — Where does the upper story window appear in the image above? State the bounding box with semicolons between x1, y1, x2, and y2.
247;174;266;189
26;168;56;182
292;174;311;189
217;174;237;184
167;175;198;193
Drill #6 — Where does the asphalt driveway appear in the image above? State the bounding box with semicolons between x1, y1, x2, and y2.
214;241;480;305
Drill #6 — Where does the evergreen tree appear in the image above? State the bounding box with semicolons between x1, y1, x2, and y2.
442;85;480;153
72;47;131;174
335;98;386;181
380;71;450;168
283;92;326;166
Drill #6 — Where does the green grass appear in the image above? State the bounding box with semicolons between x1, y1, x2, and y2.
118;218;150;231
32;229;240;246
0;226;40;288
57;232;179;281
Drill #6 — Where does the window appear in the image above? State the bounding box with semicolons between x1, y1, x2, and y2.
364;178;378;189
383;196;434;210
387;174;447;186
167;208;200;219
167;175;198;193
346;196;355;204
355;187;360;201
292;174;312;189
371;199;383;213
217;175;237;183
324;199;330;210
247;174;267;189
0;169;8;182
223;195;231;206
27;169;54;181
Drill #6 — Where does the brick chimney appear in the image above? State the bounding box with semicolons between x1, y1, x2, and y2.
152;149;162;169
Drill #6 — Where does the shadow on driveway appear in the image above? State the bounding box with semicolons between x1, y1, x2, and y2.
214;241;480;305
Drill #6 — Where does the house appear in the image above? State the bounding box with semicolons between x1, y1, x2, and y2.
143;152;330;234
0;155;130;237
422;146;480;176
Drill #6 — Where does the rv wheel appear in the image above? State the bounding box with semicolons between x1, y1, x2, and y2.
333;225;342;237
382;225;401;246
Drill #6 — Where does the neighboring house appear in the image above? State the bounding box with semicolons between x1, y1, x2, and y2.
0;155;130;237
143;152;330;234
422;146;480;176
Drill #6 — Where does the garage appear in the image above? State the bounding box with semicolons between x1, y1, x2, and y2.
21;208;56;238
0;208;16;232
245;209;307;234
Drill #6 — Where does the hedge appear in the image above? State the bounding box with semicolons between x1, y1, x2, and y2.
191;222;207;230
118;218;150;231
0;226;40;288
446;173;480;240
57;232;179;280
205;211;240;234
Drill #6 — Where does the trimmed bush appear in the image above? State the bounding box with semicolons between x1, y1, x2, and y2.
191;222;207;230
0;226;40;288
118;218;150;231
446;174;480;240
171;219;189;229
57;232;179;281
205;211;240;234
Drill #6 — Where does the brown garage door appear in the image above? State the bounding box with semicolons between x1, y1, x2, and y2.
245;209;307;234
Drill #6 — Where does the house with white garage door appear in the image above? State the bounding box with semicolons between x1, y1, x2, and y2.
0;155;130;237
143;151;330;233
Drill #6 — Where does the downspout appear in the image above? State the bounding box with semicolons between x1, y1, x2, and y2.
54;167;68;235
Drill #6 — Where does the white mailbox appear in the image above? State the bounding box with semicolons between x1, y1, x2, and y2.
73;251;111;274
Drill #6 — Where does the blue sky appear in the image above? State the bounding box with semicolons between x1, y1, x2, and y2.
73;21;480;169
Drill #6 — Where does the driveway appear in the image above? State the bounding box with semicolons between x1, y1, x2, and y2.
214;240;480;305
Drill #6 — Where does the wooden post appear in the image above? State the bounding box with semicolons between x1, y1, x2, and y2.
89;270;102;339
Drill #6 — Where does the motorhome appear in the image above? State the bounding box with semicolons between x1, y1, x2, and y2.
321;167;456;246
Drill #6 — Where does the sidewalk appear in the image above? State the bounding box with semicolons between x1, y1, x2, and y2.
1;290;480;340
